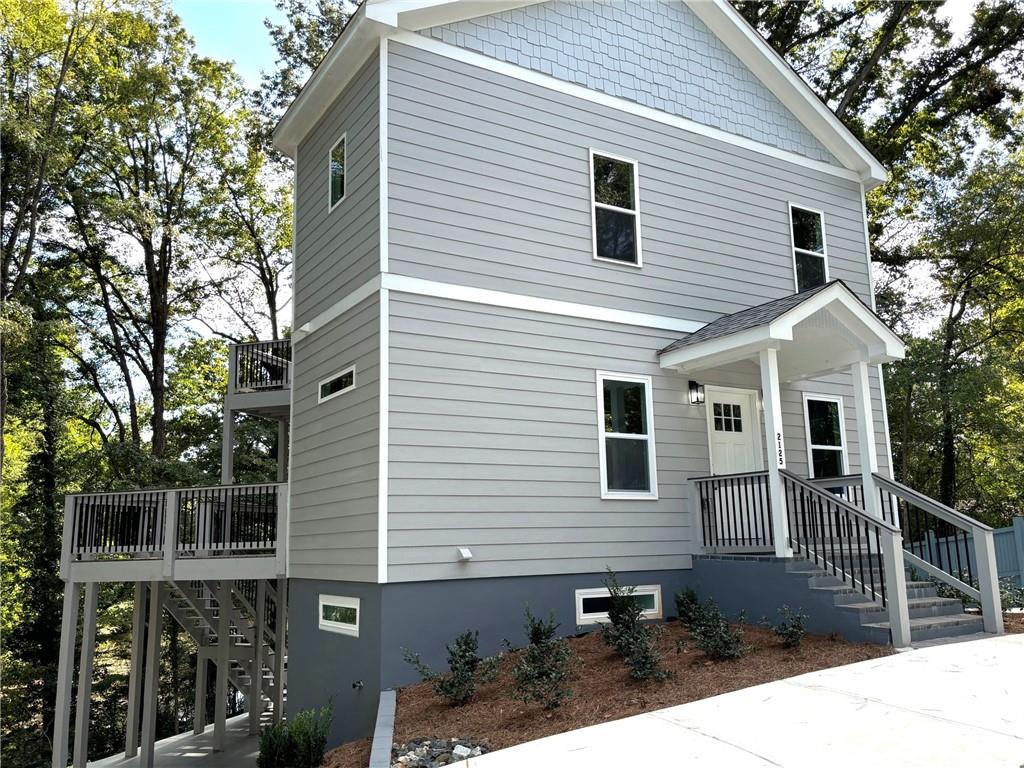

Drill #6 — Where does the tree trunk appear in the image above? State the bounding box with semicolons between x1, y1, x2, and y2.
937;317;958;508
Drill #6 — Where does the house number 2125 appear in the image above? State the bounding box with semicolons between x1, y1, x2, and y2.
775;431;786;468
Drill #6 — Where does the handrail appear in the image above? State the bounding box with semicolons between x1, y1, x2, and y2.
781;470;900;532
872;473;993;533
67;481;285;499
689;470;771;482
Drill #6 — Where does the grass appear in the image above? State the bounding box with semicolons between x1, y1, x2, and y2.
322;620;890;768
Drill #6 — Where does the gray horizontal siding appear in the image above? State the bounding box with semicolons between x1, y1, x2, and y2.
387;41;873;326
422;0;837;164
386;293;696;582
294;53;379;329
289;294;379;582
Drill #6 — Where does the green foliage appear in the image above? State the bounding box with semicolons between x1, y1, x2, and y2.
761;605;809;648
600;570;669;682
674;587;702;628
690;600;748;661
257;703;332;768
404;631;501;707
510;608;575;709
1000;579;1024;611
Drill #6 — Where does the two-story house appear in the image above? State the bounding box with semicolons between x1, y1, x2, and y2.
50;1;1006;764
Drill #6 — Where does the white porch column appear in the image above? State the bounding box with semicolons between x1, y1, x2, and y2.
73;582;99;767
139;583;162;768
214;580;230;751
249;579;267;735
193;643;208;735
221;409;235;485
851;361;883;520
125;582;146;757
759;348;792;558
51;581;81;768
273;576;286;724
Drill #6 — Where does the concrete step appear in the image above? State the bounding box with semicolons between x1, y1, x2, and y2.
862;613;985;642
837;596;965;621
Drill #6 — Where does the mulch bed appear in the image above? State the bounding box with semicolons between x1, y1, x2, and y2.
323;621;890;768
1004;612;1024;634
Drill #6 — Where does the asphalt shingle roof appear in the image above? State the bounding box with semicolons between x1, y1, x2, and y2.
657;280;839;356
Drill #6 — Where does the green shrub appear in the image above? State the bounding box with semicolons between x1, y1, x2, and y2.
1000;578;1024;611
691;599;747;660
674;587;701;627
619;624;670;682
404;630;501;706
600;569;669;681
257;703;332;768
762;605;808;648
510;608;576;709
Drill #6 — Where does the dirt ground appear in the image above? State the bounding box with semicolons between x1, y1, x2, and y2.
323;621;891;768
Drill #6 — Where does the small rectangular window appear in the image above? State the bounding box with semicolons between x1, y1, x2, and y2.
591;150;641;266
319;594;359;636
329;134;346;210
596;372;658;499
789;204;828;291
575;585;662;625
803;395;847;478
318;366;355;403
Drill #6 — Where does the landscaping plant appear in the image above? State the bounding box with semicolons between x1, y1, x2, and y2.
762;605;809;648
257;703;333;768
674;586;701;627
404;630;501;706
1000;578;1024;611
691;599;748;660
510;608;576;709
600;570;670;681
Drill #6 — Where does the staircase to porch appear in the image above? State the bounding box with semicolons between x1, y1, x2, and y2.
692;469;1004;646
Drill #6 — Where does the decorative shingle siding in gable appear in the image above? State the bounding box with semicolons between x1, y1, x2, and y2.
422;0;838;166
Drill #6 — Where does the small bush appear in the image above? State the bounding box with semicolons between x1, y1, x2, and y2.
404;630;501;707
510;608;576;709
691;599;747;660
619;623;670;682
600;569;669;681
1000;578;1024;611
674;587;701;627
257;703;332;768
762;605;808;648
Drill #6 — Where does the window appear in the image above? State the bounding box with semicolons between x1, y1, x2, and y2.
789;204;828;291
318;366;355;403
596;372;658;498
319;594;359;636
329;134;346;210
712;402;743;433
575;585;662;625
590;150;641;266
803;394;848;478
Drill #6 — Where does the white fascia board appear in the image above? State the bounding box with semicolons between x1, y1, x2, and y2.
658;326;779;371
378;0;544;30
274;8;387;159
687;0;887;189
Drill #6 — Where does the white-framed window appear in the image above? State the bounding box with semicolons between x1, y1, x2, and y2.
595;371;658;499
575;585;662;625
590;149;642;267
328;133;347;210
789;203;829;292
318;365;355;403
318;594;360;636
802;393;849;478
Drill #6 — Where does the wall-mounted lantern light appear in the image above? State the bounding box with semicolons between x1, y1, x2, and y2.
688;381;705;405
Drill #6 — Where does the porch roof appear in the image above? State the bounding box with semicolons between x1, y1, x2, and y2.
658;281;905;380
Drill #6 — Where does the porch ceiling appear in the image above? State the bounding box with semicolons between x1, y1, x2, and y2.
658;281;905;381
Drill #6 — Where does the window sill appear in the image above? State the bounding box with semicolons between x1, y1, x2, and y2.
593;255;643;269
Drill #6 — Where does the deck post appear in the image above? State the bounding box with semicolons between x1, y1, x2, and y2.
222;348;236;485
73;582;99;767
976;529;1005;634
51;581;81;768
276;419;288;483
273;576;286;723
759;348;792;558
193;644;208;735
851;361;883;521
59;495;75;581
275;484;289;577
162;490;177;578
880;530;912;647
140;583;162;768
125;582;146;757
214;580;230;751
250;579;267;734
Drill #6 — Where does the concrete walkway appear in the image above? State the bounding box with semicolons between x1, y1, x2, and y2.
90;714;258;767
469;634;1024;768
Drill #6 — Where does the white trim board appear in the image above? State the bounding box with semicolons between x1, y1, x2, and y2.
377;286;390;584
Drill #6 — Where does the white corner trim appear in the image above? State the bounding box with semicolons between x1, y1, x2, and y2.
377;287;390;584
388;30;865;185
595;370;659;500
379;38;390;274
801;392;850;478
381;273;703;333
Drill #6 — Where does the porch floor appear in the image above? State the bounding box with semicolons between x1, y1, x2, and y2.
89;714;257;768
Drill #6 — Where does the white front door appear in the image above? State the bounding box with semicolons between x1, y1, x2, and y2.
706;388;761;475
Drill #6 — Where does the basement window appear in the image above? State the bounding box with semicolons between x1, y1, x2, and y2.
318;366;355;403
575;585;662;625
319;595;359;636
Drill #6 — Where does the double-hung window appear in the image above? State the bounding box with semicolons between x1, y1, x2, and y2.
596;372;658;498
329;134;346;210
590;150;641;266
803;394;848;478
789;204;828;291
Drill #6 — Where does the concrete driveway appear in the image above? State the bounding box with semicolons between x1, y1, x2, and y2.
469;634;1024;768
